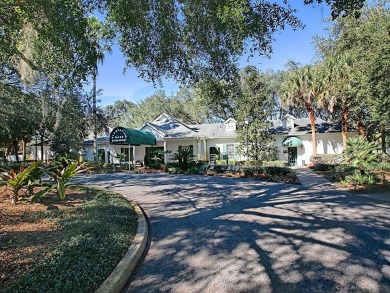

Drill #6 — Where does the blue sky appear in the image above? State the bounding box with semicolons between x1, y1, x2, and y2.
94;2;331;107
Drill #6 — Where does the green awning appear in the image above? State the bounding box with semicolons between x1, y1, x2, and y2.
110;127;156;146
282;136;303;147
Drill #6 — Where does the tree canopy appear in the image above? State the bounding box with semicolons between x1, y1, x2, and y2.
0;0;371;159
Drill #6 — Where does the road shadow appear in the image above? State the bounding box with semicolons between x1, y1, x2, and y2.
73;173;390;293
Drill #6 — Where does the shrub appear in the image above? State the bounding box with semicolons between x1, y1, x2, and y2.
341;137;379;176
167;162;180;168
242;168;254;177
192;160;208;167
345;171;380;187
334;164;356;173
168;167;182;174
0;162;45;204
262;161;288;167
187;166;199;174
264;166;291;177
377;161;390;171
147;163;161;169
170;147;193;166
313;163;335;172
243;160;262;166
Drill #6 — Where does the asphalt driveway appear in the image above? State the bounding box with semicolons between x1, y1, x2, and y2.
73;173;390;293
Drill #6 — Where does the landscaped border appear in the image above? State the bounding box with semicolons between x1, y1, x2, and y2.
96;198;149;293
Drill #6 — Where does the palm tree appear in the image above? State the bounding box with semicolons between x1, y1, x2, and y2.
280;65;322;157
321;53;355;151
87;17;112;162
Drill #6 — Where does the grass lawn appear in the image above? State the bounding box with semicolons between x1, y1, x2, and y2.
0;186;138;293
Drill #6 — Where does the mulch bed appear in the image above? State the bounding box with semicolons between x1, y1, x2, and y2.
0;186;93;290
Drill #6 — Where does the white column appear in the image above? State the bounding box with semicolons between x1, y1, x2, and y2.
203;139;207;161
128;144;131;171
133;145;136;164
164;141;168;163
197;139;201;160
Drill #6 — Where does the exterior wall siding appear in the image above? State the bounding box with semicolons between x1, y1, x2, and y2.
275;132;358;166
83;127;358;167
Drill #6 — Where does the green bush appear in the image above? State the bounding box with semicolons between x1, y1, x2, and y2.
242;168;254;177
334;164;356;173
168;167;182;174
313;163;335;172
377;161;390;171
147;163;161;169
167;162;180;168
191;160;208;167
4;188;137;293
243;160;262;166
345;171;380;186
262;161;288;167
186;166;199;174
264;166;291;177
341;137;379;175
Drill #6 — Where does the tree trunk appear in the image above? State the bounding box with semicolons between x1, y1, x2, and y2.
307;103;317;158
13;140;19;162
22;139;26;162
341;99;348;151
53;89;64;132
40;132;44;162
93;64;98;163
381;124;386;154
358;110;365;137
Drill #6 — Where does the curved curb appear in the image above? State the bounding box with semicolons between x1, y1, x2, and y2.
96;199;149;293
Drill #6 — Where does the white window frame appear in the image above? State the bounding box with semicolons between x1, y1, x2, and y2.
226;144;236;159
226;121;236;131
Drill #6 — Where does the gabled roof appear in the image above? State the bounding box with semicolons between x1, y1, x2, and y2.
140;113;199;139
188;123;237;138
223;118;237;124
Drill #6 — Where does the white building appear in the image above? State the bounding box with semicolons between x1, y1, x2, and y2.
83;113;357;166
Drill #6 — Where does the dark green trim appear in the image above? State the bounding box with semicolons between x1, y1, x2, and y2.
110;127;156;146
282;136;303;147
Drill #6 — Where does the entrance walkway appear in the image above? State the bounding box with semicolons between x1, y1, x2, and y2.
292;166;335;189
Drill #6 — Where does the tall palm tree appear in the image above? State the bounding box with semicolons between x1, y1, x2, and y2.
321;53;355;151
280;65;322;157
87;17;112;162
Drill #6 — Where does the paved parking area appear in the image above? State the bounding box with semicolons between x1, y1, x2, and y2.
74;173;390;293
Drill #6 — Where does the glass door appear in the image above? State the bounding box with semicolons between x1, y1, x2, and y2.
288;147;297;166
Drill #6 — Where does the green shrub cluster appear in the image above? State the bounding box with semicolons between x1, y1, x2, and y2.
313;163;335;172
243;160;263;166
345;171;380;187
262;160;288;167
4;188;137;293
147;163;161;169
376;161;390;171
186;166;199;174
168;167;183;174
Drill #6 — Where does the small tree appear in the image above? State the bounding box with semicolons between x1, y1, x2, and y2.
171;147;193;167
341;137;379;176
